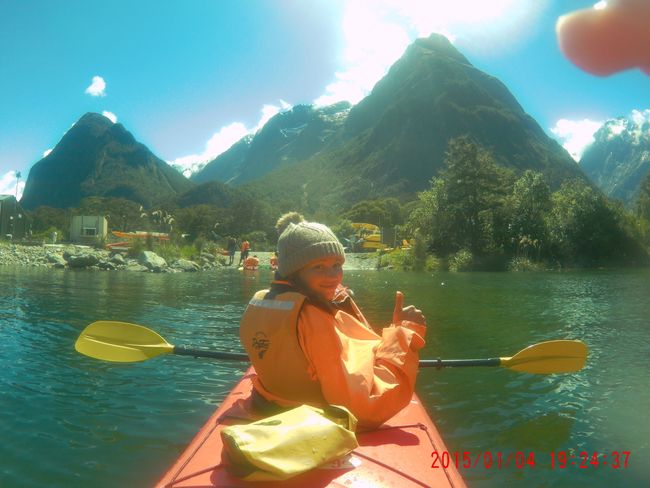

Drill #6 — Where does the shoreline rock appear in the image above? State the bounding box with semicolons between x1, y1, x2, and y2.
0;244;381;272
0;243;220;273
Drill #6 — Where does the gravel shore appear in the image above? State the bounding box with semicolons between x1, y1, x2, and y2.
0;244;381;272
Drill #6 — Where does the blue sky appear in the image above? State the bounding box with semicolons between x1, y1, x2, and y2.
1;0;648;200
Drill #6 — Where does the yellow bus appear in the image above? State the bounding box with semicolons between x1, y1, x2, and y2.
351;223;388;251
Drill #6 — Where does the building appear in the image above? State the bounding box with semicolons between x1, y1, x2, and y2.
0;195;29;239
70;216;108;245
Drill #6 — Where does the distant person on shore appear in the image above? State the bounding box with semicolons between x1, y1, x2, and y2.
238;239;250;266
239;213;427;428
556;0;650;75
227;236;237;266
269;251;278;271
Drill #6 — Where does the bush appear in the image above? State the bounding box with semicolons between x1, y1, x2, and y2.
156;243;181;262
127;239;145;258
412;233;428;270
179;244;199;260
243;230;270;251
507;256;545;271
378;248;414;269
424;255;444;271
448;249;473;271
193;236;207;255
33;226;64;243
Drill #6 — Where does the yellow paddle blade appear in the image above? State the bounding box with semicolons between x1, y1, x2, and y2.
75;321;175;362
500;340;588;374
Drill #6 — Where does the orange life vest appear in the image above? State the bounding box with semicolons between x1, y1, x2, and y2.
243;256;259;269
239;289;326;406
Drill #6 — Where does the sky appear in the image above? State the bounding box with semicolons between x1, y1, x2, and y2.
1;0;648;200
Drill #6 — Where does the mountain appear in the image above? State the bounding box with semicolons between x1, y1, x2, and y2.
191;102;351;184
580;112;650;205
338;35;584;188
20;113;194;209
239;34;588;213
174;180;243;208
190;135;253;184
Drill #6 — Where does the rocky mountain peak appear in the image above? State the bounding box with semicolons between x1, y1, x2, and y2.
408;33;472;66
20;112;192;209
580;110;650;204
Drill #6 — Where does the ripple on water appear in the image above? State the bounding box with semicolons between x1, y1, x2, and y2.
2;266;649;488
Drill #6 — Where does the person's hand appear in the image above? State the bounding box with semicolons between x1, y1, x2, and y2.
392;291;426;325
556;0;650;75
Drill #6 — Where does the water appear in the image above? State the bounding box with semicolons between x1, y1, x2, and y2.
1;265;648;487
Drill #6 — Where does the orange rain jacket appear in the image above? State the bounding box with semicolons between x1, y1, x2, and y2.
239;281;426;428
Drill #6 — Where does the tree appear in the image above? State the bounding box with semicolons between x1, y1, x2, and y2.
341;198;403;228
636;173;650;248
408;137;513;256
546;180;636;264
77;197;142;231
27;206;69;238
175;205;226;242
504;171;551;259
637;172;650;222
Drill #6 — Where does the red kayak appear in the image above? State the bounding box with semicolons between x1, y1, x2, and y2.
156;368;466;487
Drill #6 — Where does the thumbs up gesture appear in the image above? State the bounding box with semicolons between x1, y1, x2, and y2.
392;291;426;325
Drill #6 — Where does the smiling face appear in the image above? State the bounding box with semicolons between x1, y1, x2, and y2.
296;256;344;301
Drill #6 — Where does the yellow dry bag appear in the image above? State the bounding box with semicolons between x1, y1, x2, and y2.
221;404;358;481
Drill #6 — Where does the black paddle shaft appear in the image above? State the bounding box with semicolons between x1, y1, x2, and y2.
173;346;249;361
419;358;501;369
173;347;502;368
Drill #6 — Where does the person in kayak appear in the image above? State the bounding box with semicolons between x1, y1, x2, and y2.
239;214;426;429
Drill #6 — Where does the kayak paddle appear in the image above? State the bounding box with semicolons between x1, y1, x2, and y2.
75;321;587;374
419;340;588;373
75;320;248;363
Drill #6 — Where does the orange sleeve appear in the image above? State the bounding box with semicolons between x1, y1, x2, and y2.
298;304;426;429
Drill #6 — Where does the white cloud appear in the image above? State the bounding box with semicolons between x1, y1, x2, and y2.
552;110;650;160
629;109;650;142
170;101;291;177
169;122;249;177
0;170;25;200
254;101;292;132
604;119;626;139
315;0;545;107
85;76;106;97
550;118;603;161
605;109;650;144
315;2;411;106
102;111;117;123
630;109;650;127
175;2;550;175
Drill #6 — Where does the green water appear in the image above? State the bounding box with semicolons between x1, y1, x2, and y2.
1;266;648;487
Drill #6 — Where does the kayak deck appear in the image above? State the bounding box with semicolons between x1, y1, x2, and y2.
156;369;466;488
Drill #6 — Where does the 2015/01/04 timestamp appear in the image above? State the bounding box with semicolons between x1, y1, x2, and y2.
551;451;630;469
430;450;631;470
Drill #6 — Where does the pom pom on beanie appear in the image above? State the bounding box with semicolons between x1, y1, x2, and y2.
275;211;305;235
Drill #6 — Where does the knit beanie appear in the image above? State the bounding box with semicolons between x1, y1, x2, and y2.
277;221;345;277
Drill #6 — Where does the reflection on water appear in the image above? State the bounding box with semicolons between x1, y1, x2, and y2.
1;266;649;487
